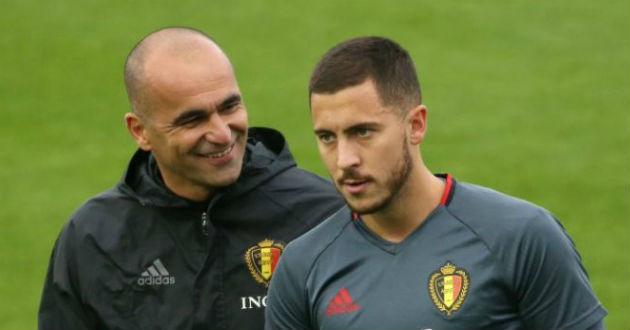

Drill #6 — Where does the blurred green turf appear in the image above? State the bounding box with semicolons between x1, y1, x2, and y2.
1;0;628;328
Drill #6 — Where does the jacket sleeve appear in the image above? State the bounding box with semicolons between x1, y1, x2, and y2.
265;244;312;330
509;211;607;330
38;221;96;330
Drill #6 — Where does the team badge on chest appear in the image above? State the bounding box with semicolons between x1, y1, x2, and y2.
428;261;470;316
245;239;285;287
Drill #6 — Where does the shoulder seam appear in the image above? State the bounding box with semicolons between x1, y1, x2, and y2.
442;207;514;293
305;215;352;279
301;210;353;294
279;206;348;329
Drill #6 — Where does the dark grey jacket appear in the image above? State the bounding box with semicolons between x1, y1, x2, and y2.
38;127;344;330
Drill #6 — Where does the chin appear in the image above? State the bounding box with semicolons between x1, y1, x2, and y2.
345;197;386;215
209;168;242;187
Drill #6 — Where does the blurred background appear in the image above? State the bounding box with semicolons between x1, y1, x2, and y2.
1;0;628;328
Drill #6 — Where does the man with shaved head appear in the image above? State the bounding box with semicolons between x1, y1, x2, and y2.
38;27;343;330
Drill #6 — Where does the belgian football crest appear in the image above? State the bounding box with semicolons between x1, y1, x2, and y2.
245;239;285;287
428;261;470;316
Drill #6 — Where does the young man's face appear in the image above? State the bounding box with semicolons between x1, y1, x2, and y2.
128;38;248;201
311;79;414;214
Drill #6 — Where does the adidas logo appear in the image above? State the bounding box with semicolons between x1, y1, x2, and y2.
137;258;175;286
326;287;360;315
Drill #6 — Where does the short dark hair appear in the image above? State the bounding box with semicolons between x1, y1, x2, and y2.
309;36;421;112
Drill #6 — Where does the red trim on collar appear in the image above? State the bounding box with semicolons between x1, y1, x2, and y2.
352;212;360;220
440;173;453;206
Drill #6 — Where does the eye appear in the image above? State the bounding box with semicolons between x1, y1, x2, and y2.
218;94;244;114
317;133;336;144
171;110;209;128
220;101;241;114
182;116;204;127
356;128;371;138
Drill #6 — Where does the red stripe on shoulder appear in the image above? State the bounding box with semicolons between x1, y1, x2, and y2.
440;173;453;206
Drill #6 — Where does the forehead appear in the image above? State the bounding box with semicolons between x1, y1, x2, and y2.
144;39;239;114
311;80;398;130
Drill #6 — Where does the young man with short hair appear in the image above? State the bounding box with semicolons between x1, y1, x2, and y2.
265;36;607;330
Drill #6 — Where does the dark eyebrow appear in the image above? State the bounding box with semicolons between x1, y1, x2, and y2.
217;94;242;112
343;122;381;134
314;122;382;135
171;109;208;126
170;94;242;127
314;128;332;136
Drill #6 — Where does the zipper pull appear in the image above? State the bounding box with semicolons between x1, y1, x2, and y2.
201;212;209;236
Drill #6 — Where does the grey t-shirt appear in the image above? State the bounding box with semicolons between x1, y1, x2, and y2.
265;176;606;330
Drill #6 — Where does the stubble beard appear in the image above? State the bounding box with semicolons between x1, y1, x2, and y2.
347;137;413;215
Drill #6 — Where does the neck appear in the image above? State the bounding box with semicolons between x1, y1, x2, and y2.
159;171;214;202
361;165;445;243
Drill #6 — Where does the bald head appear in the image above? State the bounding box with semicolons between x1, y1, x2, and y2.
124;27;231;117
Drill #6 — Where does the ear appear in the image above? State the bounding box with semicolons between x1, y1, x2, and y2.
407;105;427;145
125;112;152;151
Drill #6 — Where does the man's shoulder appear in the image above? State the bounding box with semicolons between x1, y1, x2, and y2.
280;206;351;267
72;184;129;214
64;185;138;236
257;167;344;214
450;181;552;225
268;166;336;190
446;180;560;245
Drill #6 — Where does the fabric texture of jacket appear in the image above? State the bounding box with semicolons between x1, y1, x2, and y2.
38;127;344;330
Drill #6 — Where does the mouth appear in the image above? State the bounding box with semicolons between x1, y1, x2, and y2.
205;144;234;158
339;178;371;194
197;143;235;164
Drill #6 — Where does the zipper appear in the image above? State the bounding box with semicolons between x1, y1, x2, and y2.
201;212;209;236
200;191;225;238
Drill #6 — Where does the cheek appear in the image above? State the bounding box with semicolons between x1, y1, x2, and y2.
370;138;400;167
144;129;168;150
229;109;249;131
166;130;204;152
317;146;337;170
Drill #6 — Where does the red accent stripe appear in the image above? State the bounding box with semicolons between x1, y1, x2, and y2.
440;174;453;206
352;212;359;220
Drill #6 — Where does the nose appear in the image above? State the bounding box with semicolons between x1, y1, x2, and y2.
204;114;232;145
336;139;360;170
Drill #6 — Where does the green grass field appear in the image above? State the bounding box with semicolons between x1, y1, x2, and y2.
1;0;628;328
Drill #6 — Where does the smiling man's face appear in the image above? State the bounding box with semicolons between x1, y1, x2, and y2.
127;35;248;201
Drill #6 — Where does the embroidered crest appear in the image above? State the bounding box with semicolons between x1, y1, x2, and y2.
245;239;284;287
428;261;470;316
